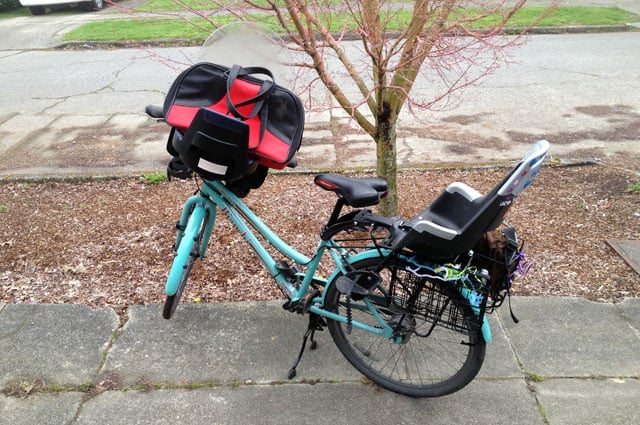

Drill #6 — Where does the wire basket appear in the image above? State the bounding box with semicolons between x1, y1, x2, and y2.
392;269;482;336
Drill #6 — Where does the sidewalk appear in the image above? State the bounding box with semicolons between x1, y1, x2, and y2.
1;298;639;425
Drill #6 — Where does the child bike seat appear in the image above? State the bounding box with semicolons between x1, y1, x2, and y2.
315;174;388;208
401;140;549;258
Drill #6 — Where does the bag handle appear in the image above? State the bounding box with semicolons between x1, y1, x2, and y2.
226;65;275;120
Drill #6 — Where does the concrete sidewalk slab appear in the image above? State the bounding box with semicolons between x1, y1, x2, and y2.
0;304;119;388
0;392;83;425
75;380;542;425
0;114;57;158
0;113;169;177
534;378;640;425
618;297;640;334
477;313;524;379
100;302;360;387
497;297;640;377
2;298;640;425
101;302;526;388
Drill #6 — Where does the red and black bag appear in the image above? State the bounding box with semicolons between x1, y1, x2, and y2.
163;63;304;171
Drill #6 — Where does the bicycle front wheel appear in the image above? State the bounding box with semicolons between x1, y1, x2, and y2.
162;206;209;319
325;257;486;397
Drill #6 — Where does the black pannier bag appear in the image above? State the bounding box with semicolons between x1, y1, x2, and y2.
163;63;304;175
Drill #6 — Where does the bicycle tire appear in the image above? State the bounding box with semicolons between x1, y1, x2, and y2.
162;208;208;319
325;256;486;397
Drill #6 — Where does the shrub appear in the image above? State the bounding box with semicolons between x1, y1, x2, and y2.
0;0;22;12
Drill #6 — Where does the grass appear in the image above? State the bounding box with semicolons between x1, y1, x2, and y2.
135;0;341;12
0;7;29;18
537;404;550;424
526;372;547;383
626;181;640;193
469;6;640;28
135;0;220;12
141;172;168;184
61;18;214;43
57;5;640;43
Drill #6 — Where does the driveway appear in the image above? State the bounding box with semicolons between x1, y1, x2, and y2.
0;9;106;50
0;1;144;50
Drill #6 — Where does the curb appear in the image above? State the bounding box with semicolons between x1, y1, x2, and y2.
55;24;639;50
0;159;602;184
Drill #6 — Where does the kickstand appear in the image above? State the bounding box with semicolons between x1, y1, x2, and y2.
288;313;325;379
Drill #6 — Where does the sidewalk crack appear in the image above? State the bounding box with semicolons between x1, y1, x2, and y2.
68;307;129;425
495;312;549;424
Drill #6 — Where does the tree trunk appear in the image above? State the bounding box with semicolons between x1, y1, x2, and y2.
375;102;398;217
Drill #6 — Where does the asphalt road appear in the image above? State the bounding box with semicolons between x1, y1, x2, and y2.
2;32;639;137
2;1;640;120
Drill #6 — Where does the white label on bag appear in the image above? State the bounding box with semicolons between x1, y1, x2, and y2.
198;158;228;176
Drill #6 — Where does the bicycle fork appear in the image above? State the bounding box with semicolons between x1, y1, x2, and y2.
166;195;217;296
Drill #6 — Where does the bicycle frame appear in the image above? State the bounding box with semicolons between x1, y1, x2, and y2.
167;177;494;343
165;179;397;339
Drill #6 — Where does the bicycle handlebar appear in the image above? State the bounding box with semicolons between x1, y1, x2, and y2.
145;104;164;120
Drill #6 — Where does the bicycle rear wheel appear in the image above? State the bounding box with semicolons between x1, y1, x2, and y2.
162;207;208;319
325;257;486;397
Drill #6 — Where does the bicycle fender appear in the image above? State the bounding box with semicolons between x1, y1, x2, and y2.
481;317;492;343
166;206;207;296
323;249;391;304
326;249;391;285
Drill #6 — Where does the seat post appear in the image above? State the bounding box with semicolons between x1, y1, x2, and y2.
327;198;346;226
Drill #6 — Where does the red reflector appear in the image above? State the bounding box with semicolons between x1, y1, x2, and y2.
316;179;339;191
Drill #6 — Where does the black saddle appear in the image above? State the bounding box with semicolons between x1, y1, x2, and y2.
314;174;388;208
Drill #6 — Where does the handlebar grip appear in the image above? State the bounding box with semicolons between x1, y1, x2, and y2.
145;104;164;119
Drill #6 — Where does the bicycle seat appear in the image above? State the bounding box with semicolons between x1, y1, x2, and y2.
399;140;549;258
314;174;388;207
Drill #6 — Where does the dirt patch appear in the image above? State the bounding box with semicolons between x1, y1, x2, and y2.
0;164;638;317
507;104;640;145
441;113;491;126
445;143;478;155
574;104;637;118
407;125;509;149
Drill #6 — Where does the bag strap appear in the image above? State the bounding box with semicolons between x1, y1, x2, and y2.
226;65;275;120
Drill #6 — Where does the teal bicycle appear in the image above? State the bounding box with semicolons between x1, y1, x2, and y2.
148;99;548;397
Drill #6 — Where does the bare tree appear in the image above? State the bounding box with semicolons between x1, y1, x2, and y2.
123;0;556;215
231;0;560;215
